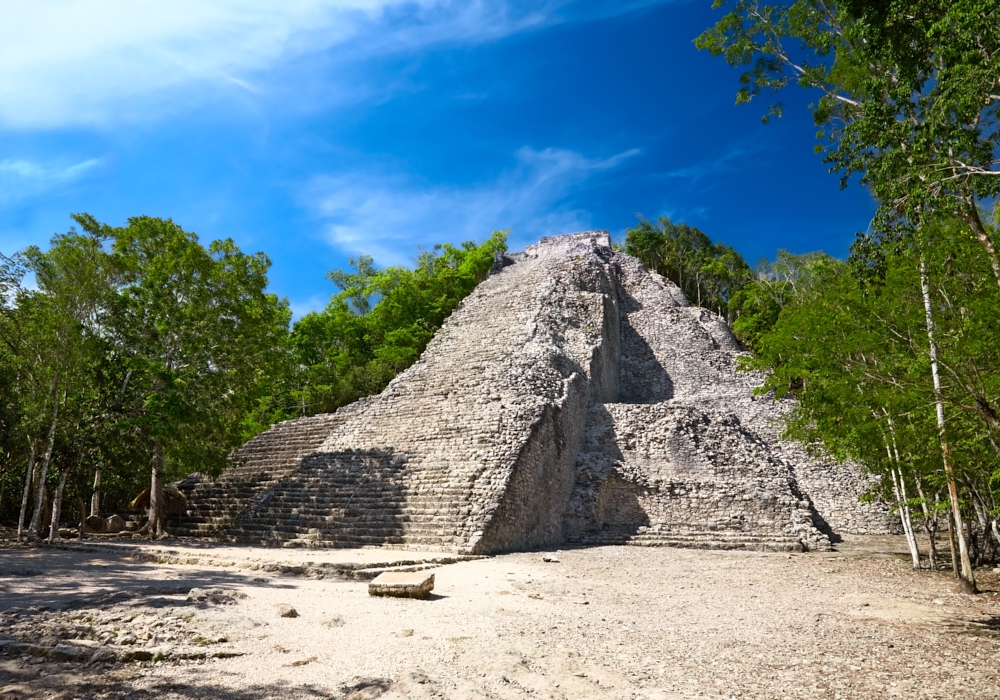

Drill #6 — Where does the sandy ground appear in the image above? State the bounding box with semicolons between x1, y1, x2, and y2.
0;536;998;699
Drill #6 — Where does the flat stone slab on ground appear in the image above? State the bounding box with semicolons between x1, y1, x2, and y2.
368;571;435;599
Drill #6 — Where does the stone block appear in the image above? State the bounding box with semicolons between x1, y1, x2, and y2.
368;571;435;599
276;605;298;618
47;645;90;663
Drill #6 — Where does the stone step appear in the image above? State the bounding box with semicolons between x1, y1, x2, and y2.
578;528;805;552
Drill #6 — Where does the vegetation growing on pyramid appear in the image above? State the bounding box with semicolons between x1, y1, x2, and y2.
623;216;752;324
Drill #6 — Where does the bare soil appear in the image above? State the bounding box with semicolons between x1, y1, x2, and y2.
0;535;998;699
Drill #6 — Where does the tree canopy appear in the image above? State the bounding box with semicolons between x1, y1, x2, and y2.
696;0;1000;281
624;216;753;322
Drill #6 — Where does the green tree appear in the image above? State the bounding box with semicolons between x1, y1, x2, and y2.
729;249;845;351
747;219;1000;590
0;231;113;541
327;254;377;316
87;215;290;537
624;217;752;321
696;0;1000;283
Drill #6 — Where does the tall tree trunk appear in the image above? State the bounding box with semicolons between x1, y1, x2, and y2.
17;440;37;542
961;199;1000;289
47;469;69;543
77;493;86;540
90;468;101;517
148;438;165;538
946;510;960;577
885;418;920;568
27;379;60;541
897;469;921;568
920;259;977;592
34;485;47;539
971;493;989;566
890;466;921;569
915;481;939;571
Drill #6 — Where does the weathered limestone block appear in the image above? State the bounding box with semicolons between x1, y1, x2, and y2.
85;515;106;533
105;514;126;533
369;572;435;599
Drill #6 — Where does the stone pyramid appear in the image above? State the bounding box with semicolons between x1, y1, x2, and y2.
173;231;895;552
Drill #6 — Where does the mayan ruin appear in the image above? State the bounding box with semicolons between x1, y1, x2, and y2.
8;4;1000;696
172;231;894;553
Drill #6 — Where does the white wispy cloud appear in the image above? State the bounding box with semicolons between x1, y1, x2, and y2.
0;0;669;129
0;157;103;206
659;145;756;182
303;145;640;264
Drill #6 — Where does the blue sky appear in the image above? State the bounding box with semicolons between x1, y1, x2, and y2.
0;0;876;318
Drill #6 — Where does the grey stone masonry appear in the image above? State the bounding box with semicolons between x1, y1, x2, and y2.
172;230;896;552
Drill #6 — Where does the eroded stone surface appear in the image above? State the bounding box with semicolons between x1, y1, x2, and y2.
172;231;895;553
368;572;435;599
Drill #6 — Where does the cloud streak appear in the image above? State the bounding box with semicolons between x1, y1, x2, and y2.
0;0;670;129
658;144;758;182
303;145;640;265
0;157;102;206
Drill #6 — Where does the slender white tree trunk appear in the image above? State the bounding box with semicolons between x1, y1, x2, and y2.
885;434;920;569
148;438;165;538
915;480;939;571
899;472;921;566
885;418;920;568
47;469;69;543
891;467;921;569
90;468;101;518
16;440;37;541
920;259;976;591
28;379;60;541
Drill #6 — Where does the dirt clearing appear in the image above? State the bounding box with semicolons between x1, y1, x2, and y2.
0;536;998;699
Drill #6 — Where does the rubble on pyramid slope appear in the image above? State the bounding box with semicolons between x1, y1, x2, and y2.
172;231;896;552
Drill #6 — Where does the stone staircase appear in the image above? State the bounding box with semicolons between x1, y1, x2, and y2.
170;231;893;554
171;236;617;552
170;411;360;542
172;421;481;549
